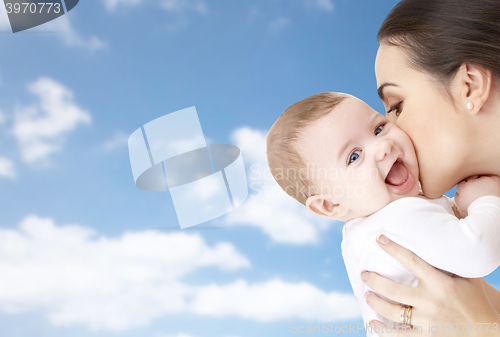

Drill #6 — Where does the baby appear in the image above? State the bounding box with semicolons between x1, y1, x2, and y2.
266;92;500;335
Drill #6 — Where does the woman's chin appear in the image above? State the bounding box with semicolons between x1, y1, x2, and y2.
419;179;449;199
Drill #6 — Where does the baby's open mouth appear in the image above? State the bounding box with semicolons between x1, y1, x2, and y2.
385;158;409;186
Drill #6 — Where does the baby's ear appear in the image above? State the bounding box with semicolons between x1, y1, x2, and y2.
306;195;347;220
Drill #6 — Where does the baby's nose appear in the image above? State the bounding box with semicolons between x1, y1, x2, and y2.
375;139;394;162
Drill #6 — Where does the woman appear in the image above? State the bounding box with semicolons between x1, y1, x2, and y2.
363;0;500;334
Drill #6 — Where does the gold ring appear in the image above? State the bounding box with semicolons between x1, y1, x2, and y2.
405;306;413;325
400;305;407;324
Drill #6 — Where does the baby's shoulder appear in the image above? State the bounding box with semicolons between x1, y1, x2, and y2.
384;195;451;212
363;195;454;226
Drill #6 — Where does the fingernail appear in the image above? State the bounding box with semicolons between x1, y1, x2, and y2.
361;271;370;282
377;234;390;245
364;291;372;302
369;320;379;327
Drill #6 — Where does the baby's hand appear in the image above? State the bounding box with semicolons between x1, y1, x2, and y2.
455;175;500;215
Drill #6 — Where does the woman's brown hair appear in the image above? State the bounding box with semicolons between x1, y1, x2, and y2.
378;0;500;85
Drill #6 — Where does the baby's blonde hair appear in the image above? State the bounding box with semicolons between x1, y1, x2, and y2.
266;92;347;205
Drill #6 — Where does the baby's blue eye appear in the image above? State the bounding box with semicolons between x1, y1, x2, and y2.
349;150;361;164
375;125;384;136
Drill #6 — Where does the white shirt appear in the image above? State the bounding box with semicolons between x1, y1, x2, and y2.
341;195;500;335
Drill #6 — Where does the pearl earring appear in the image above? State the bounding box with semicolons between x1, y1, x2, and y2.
467;102;474;110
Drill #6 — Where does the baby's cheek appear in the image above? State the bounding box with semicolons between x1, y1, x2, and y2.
360;182;387;208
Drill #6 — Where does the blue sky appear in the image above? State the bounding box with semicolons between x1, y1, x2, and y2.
0;1;498;337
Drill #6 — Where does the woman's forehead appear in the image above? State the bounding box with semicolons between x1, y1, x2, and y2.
375;44;404;83
375;44;430;95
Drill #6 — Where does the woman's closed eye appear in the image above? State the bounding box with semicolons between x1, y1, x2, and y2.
348;150;361;164
387;102;402;117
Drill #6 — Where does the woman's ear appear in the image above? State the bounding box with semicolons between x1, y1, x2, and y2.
305;194;347;220
451;63;492;115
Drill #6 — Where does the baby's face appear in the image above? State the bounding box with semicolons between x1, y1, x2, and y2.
300;95;420;220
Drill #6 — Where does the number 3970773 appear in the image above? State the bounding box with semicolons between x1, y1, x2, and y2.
5;3;61;14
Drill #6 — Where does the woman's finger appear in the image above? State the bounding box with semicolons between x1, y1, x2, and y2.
375;235;440;283
362;271;417;304
369;320;418;336
365;292;416;325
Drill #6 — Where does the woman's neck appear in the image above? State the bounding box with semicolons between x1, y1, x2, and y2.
462;95;500;178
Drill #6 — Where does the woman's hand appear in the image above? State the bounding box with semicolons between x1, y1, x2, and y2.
361;235;500;336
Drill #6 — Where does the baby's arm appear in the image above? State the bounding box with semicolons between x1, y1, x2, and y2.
378;185;500;278
454;175;500;215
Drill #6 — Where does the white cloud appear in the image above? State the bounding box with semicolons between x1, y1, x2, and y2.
306;0;334;12
268;17;290;34
246;6;260;24
102;0;145;11
100;0;207;31
166;134;207;155
0;215;250;331
0;215;359;331
160;0;208;31
101;0;208;17
42;15;105;50
179;174;228;201
12;77;91;163
0;157;15;178
155;332;239;337
221;127;336;244
0;4;11;30
101;131;129;152
192;279;359;321
160;0;208;15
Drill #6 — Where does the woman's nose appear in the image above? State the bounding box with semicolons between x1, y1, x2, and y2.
375;139;394;162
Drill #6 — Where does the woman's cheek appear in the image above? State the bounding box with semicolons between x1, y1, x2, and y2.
401;110;429;144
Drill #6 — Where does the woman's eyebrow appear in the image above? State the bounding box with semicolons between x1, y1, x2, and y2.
377;83;398;100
